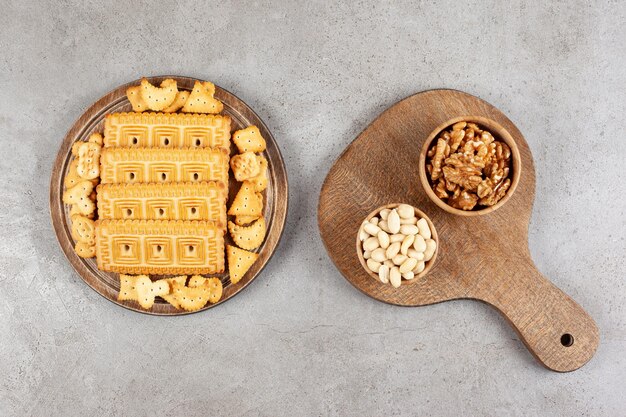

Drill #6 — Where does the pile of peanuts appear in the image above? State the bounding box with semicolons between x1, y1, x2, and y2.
359;204;437;288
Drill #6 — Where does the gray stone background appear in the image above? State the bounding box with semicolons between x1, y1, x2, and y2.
1;0;624;416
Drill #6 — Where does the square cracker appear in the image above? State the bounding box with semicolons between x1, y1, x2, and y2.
233;126;266;153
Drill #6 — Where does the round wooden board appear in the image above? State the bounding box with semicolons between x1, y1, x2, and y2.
50;76;288;315
318;89;598;372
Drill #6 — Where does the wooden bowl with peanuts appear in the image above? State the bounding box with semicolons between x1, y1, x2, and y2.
356;203;439;287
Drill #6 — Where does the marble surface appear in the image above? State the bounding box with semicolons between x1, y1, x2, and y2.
0;0;624;415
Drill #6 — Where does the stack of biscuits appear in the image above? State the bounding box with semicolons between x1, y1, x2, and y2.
95;111;231;275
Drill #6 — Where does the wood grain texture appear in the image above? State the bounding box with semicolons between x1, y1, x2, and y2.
50;76;288;315
318;89;598;372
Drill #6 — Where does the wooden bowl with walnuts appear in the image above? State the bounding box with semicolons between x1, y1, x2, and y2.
418;116;521;216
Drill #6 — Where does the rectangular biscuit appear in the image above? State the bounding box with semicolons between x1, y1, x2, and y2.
95;219;225;274
96;181;227;223
99;147;229;184
104;112;231;150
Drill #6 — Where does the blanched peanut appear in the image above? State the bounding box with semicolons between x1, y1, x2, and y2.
383;260;394;268
359;225;369;241
413;235;426;252
363;222;381;236
402;271;415;280
371;248;386;263
367;259;382;273
379;209;390;220
387;209;401;234
400;224;419;235
378;220;390;233
392;254;407;266
417;218;431;239
400;234;414;255
390;233;404;243
386;242;401;259
363;250;371;259
400;217;417;225
389;267;401;288
412;261;425;274
407;248;424;261
424;239;437;261
377;230;390;249
378;265;389;283
399;257;418;274
397;204;414;219
363;237;379;252
370;217;379;226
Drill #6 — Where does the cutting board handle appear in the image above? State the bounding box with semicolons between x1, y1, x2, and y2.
481;261;599;372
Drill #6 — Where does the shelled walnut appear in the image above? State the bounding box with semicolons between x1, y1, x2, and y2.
425;121;512;211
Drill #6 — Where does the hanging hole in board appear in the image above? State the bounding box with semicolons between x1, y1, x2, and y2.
560;333;574;347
